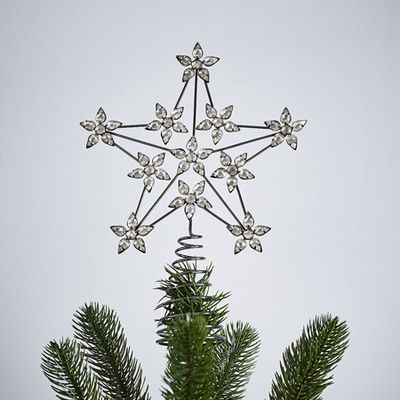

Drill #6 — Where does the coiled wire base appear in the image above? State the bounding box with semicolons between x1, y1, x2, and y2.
155;219;228;345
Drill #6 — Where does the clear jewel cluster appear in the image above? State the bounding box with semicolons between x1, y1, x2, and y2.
79;43;307;255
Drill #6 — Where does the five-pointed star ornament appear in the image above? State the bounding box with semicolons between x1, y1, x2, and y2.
110;212;154;254
79;43;308;257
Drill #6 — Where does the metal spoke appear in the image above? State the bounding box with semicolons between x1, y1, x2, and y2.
203;175;244;228
246;144;272;163
204;81;214;107
236;185;246;214
113;142;139;162
212;132;275;153
119;124;148;129
150;208;178;227
201;207;230;226
110;131;172;152
174;80;189;109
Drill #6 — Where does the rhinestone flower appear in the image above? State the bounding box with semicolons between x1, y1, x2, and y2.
227;212;270;254
80;107;122;148
196;104;240;144
128;152;170;192
176;42;219;83
168;180;212;220
146;103;188;144
211;151;254;192
110;212;154;254
264;107;307;150
171;136;212;176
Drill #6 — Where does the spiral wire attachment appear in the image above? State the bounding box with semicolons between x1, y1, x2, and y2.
155;219;228;345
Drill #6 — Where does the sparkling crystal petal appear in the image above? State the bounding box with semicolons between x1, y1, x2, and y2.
133;237;146;253
224;121;240;132
169;196;185;208
264;120;281;131
211;128;223;144
137;225;154;236
146;120;162;131
95;107;106;123
220;105;233;119
159;129;171;144
292;120;307;132
227;177;238;192
177;160;190;174
106;120;122;131
143;176;154;192
178;180;190;195
118;238;130;254
80;120;96;131
186;136;198;151
206;103;218;119
234;238;247;254
193;181;205;196
183;68;195;82
193;162;205;176
171;106;184;120
198;68;210;82
127;212;138;229
243;212;254;228
152;153;165;167
128;168;145;179
203;56;220;67
192;42;203;59
271;133;284;147
238;168;255;180
171;148;186;159
198;148;212;159
101;132;114;146
280;107;292;124
86;133;99;148
176;55;192;66
155;168;170;180
184;203;196;219
110;225;126;237
173;121;188;133
196;196;212;209
211;167;226;179
227;225;242;236
254;225;271;236
138;152;150;166
155;103;167;119
220;151;232;166
286;134;298;150
196;119;212;131
249;238;262;252
234;153;247;167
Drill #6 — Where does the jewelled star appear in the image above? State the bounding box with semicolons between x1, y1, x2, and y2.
227;212;271;254
110;212;154;254
265;107;307;150
80;107;122;148
146;103;188;144
196;104;240;144
128;152;170;192
211;151;255;192
169;180;212;220
176;42;219;83
171;136;213;176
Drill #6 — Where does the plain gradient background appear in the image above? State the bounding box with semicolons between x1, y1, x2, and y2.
1;1;399;399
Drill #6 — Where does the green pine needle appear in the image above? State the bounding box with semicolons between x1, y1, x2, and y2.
269;314;349;400
156;262;230;343
72;303;150;400
41;338;103;400
212;322;260;400
162;315;215;400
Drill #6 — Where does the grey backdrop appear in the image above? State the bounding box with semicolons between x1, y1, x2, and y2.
1;0;399;399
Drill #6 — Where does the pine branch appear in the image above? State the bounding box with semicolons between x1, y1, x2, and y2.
41;338;103;400
162;315;215;400
269;314;349;400
156;262;230;343
212;322;260;400
72;303;150;400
